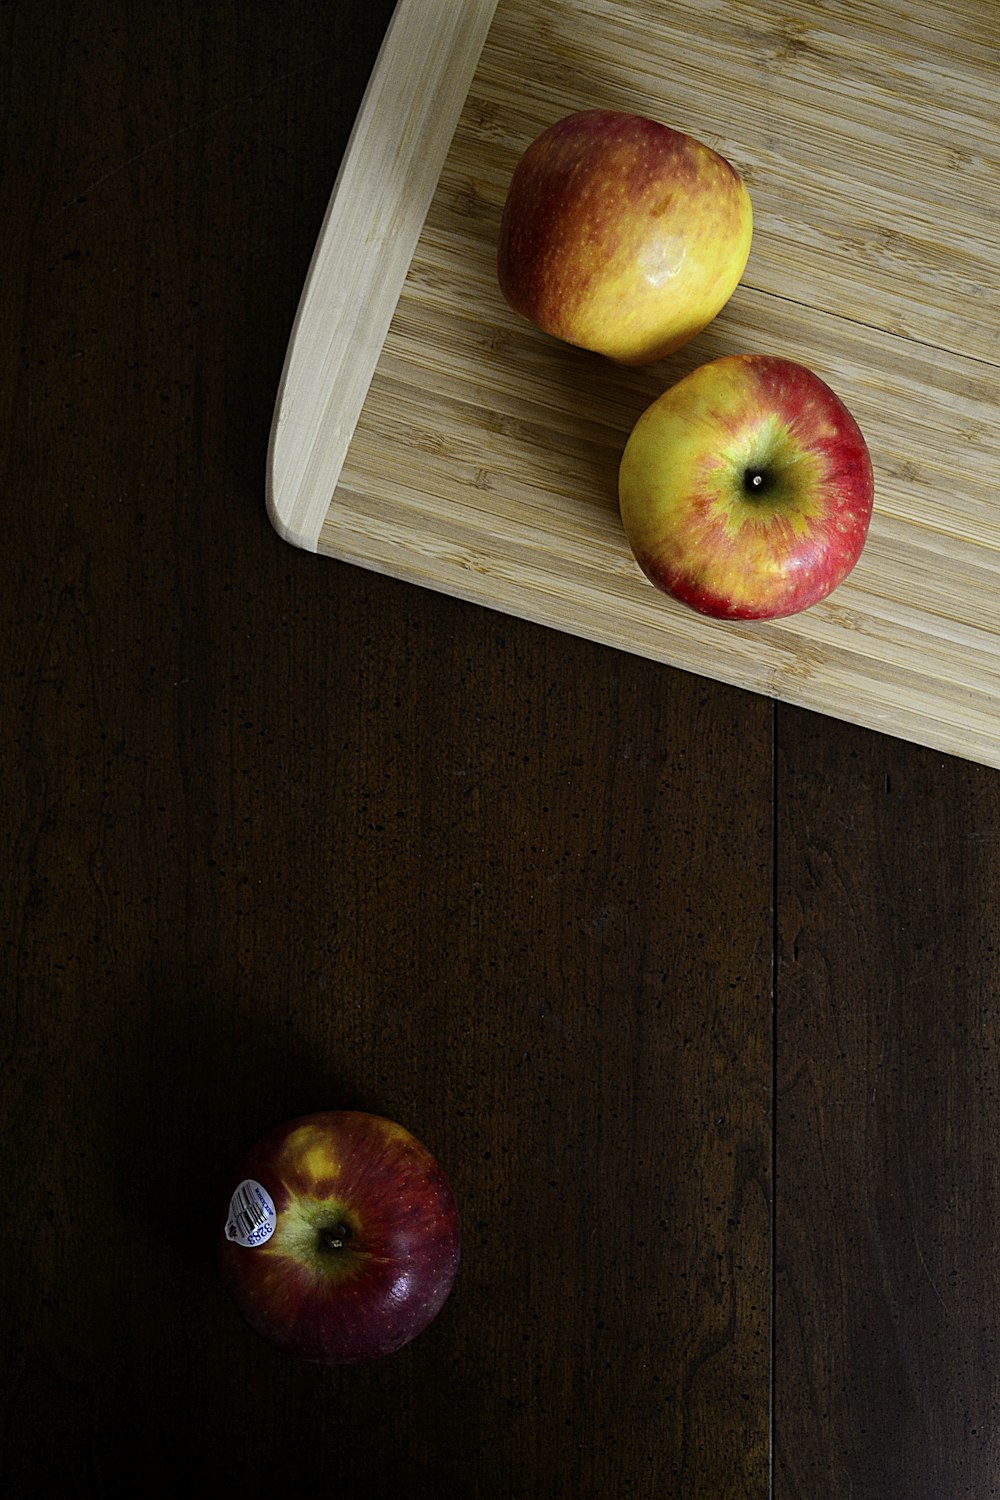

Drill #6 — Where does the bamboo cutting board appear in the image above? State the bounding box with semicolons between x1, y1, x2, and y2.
268;0;1000;769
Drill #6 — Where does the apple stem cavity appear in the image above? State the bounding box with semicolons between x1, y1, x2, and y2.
742;466;771;498
321;1221;353;1253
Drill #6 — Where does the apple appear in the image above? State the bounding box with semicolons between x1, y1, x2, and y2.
497;108;753;366
618;354;874;620
217;1111;460;1365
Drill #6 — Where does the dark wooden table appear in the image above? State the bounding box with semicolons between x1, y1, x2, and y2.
5;4;1000;1496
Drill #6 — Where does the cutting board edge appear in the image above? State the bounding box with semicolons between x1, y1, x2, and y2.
265;0;501;553
314;531;1000;773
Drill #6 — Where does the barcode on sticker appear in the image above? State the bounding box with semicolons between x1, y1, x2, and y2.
225;1178;276;1248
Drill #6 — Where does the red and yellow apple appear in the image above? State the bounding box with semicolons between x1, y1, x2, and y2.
618;354;874;620
497;109;753;365
217;1111;460;1365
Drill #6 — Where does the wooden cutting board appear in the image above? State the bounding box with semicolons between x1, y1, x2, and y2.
268;0;1000;769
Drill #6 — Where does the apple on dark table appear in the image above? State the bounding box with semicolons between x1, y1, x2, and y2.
217;1111;460;1365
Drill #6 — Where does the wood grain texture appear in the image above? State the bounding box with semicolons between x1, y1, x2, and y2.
316;621;776;1499
3;2;774;1494
775;712;1000;1498
273;0;1000;768
10;3;1000;1497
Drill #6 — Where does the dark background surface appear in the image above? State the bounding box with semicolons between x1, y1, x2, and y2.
5;3;1000;1496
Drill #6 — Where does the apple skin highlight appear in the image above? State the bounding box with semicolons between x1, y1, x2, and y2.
217;1111;461;1366
618;355;874;620
497;109;753;366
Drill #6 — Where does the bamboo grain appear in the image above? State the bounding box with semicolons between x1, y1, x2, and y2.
270;0;1000;768
265;0;500;550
